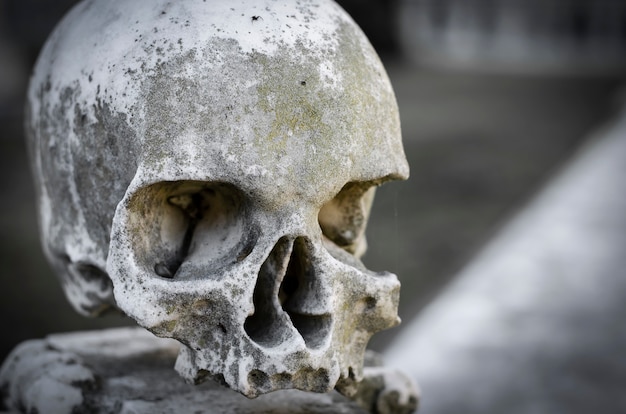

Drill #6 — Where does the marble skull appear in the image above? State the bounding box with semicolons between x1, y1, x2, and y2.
26;0;409;398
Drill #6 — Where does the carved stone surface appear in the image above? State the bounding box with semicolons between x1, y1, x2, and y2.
0;328;368;413
26;0;410;400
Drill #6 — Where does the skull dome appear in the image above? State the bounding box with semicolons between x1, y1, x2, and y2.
27;0;409;398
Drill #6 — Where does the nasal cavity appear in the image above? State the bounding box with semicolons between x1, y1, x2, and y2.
279;237;332;349
244;237;331;349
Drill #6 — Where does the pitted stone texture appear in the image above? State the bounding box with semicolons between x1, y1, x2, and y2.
27;0;409;399
0;328;370;414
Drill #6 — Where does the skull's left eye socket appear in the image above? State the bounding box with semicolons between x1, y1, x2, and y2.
126;181;256;279
318;181;376;255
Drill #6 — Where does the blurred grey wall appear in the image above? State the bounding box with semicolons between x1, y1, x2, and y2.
397;0;626;74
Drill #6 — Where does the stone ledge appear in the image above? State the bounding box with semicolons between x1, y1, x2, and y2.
0;327;367;414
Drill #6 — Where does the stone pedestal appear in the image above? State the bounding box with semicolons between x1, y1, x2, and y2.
0;328;368;414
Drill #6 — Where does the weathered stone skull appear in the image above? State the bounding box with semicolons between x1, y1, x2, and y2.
27;0;409;398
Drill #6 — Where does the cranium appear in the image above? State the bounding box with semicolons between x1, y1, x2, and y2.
27;0;409;398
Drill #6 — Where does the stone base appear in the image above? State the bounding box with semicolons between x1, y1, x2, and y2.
0;328;370;414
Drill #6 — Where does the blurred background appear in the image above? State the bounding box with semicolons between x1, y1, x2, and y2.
1;0;625;413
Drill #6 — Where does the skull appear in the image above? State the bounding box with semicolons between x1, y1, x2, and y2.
27;0;409;398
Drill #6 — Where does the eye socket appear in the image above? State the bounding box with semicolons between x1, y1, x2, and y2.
318;181;376;256
126;181;256;279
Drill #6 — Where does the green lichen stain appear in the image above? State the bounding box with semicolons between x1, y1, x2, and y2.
165;303;177;315
153;319;178;335
286;24;396;161
247;22;398;188
252;45;330;154
333;22;399;153
133;18;404;208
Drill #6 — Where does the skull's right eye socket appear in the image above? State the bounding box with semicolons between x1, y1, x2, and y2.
127;181;255;280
